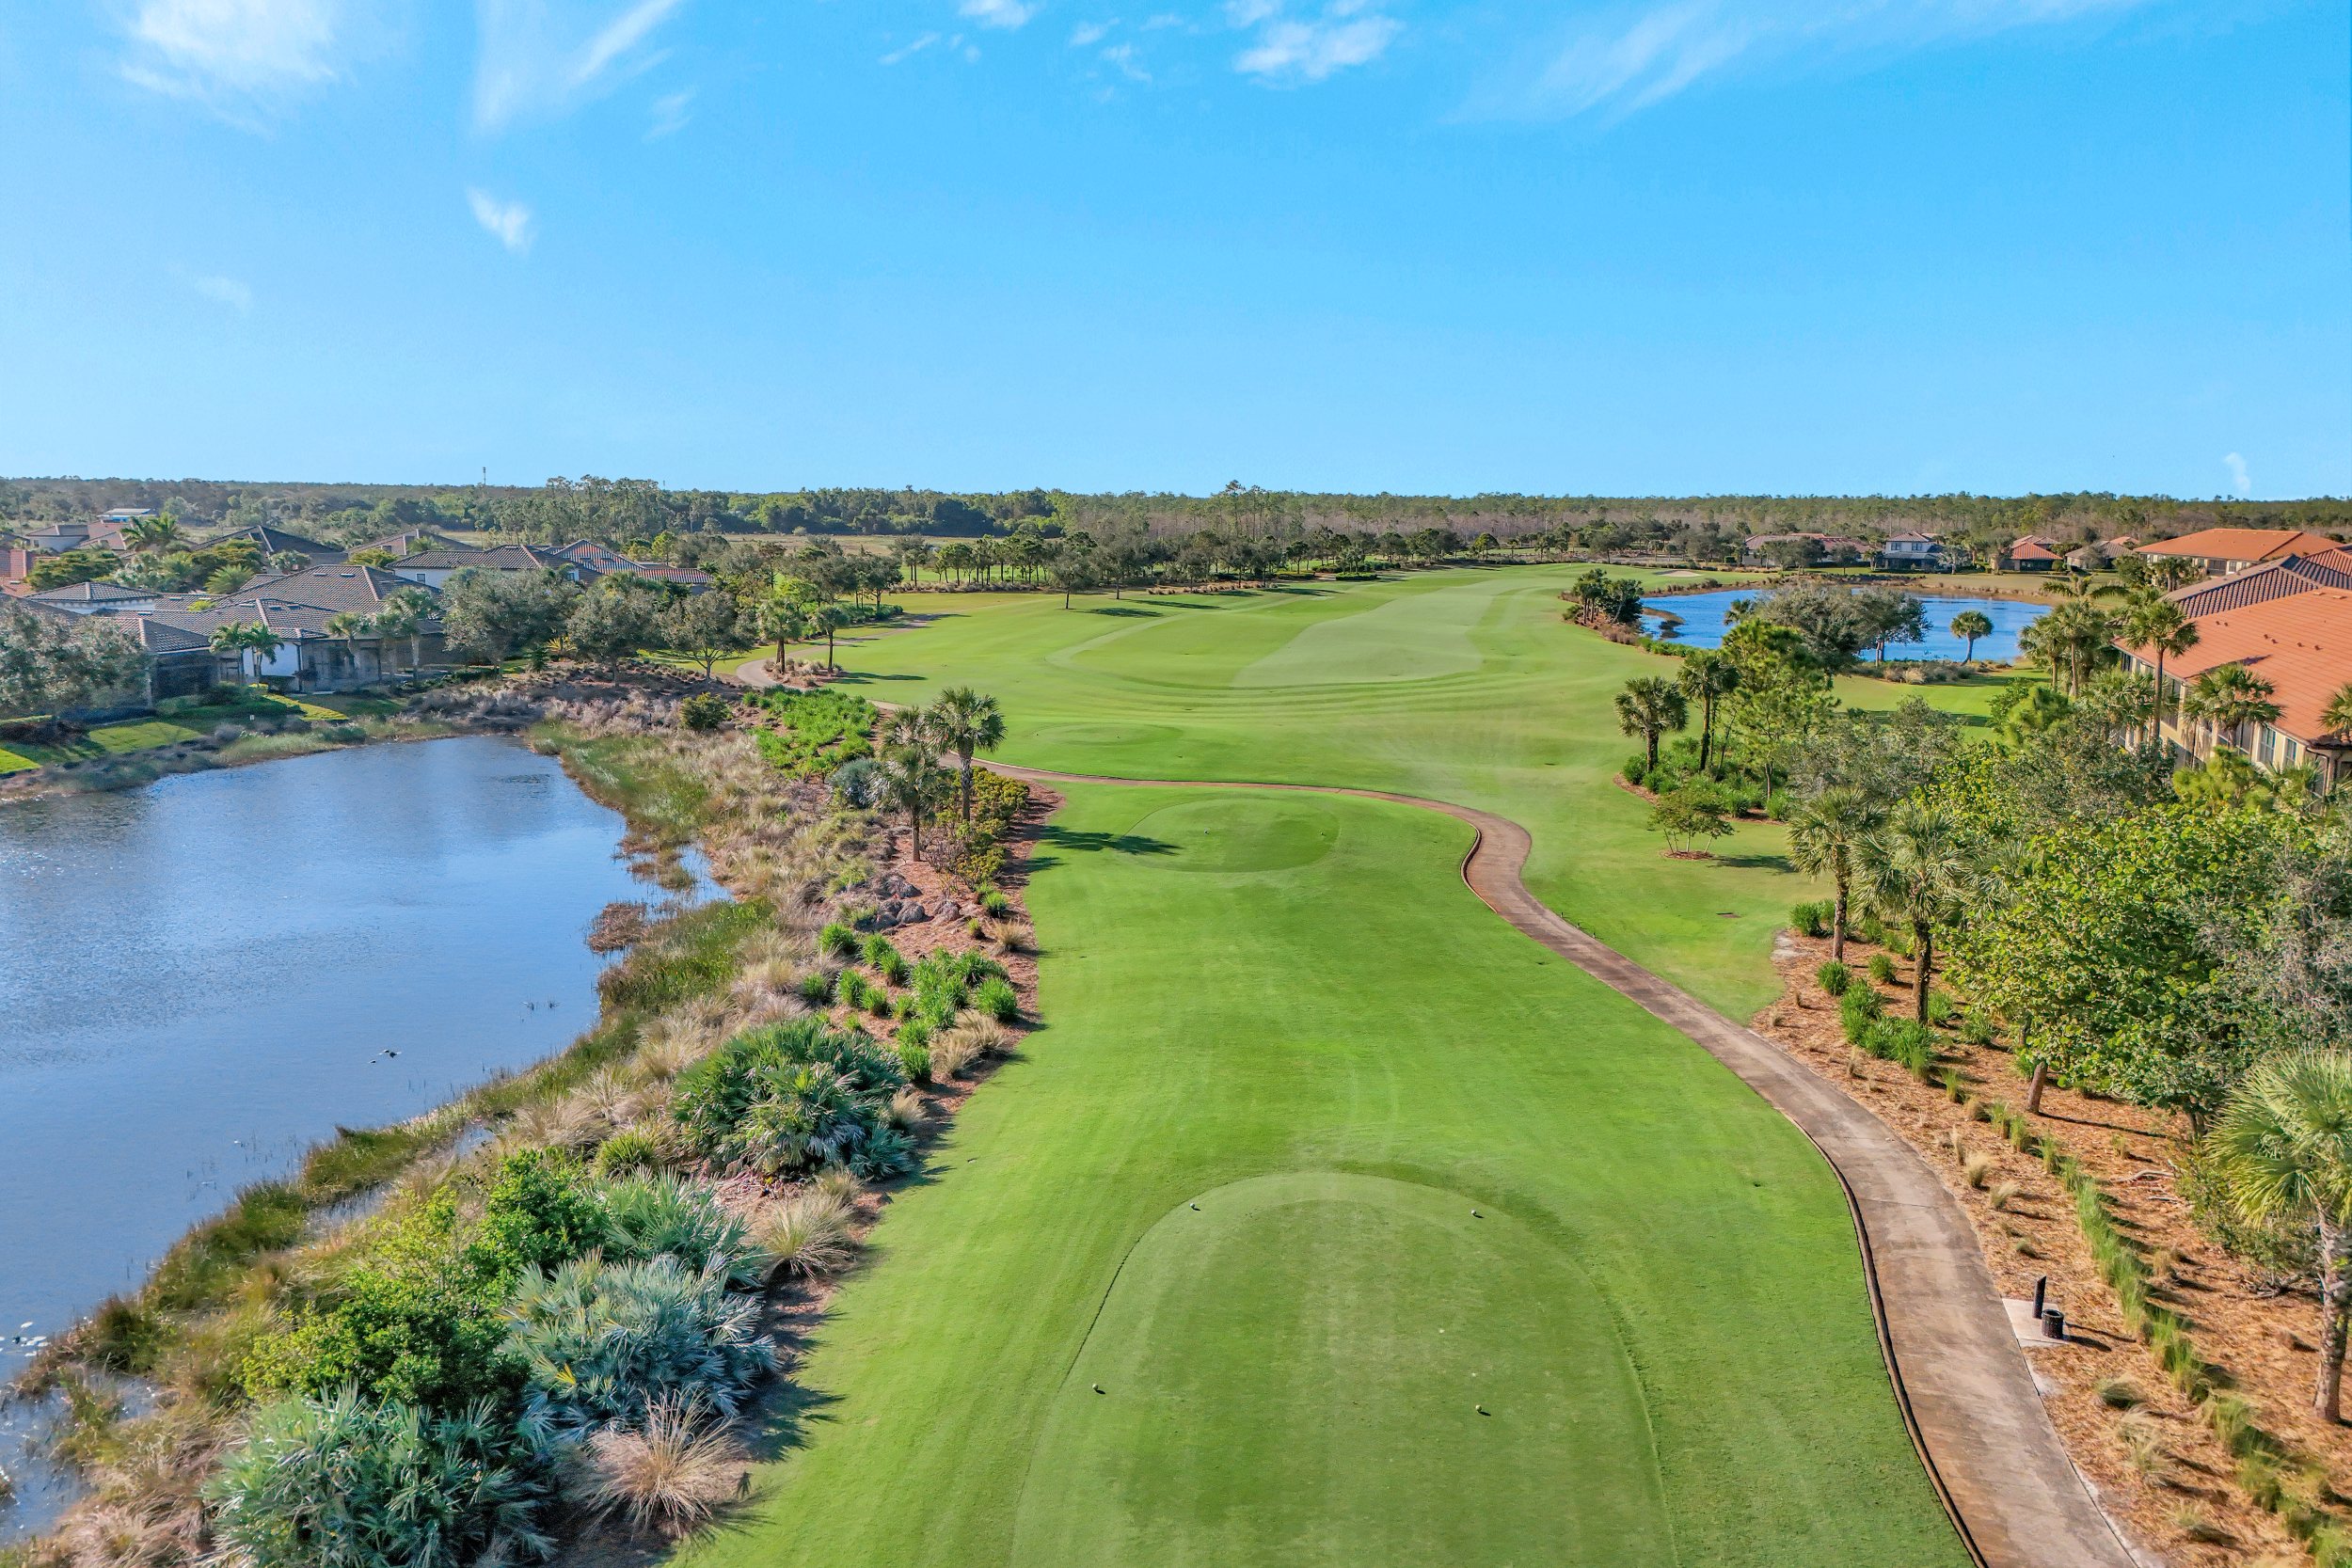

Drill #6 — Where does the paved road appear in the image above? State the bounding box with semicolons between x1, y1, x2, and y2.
990;761;2142;1568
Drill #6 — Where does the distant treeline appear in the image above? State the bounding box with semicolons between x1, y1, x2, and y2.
5;475;2345;556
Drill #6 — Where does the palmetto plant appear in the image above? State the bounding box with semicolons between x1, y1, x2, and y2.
1613;676;1687;770
503;1254;773;1460
927;687;1006;823
1788;786;1878;962
207;1390;550;1568
2210;1052;2352;1420
2181;663;2280;751
1857;800;1971;1024
597;1174;761;1285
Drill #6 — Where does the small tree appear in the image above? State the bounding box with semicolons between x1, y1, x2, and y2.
1788;786;1877;962
2210;1052;2352;1421
1948;610;1994;666
1857;800;1969;1024
656;593;748;682
210;621;285;688
1648;783;1732;856
1613;676;1687;770
811;603;850;673
1677;649;1739;773
0;605;143;718
927;687;1006;824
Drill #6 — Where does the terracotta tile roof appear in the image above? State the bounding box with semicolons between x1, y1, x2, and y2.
2122;586;2352;747
2004;537;2059;562
2136;528;2342;564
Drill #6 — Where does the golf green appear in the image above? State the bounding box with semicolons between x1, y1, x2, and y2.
681;784;1966;1568
805;565;2007;1017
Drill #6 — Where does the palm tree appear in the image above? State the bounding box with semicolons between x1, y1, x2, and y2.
209;621;284;689
2210;1052;2352;1421
1613;676;1688;770
1857;800;1970;1023
2019;599;2116;696
1677;650;1739;773
325;611;372;683
1788;787;1877;962
877;739;944;855
2182;663;2281;752
1948;610;1994;666
2321;682;2352;741
928;688;1005;824
123;515;182;554
374;587;434;676
2121;594;2199;733
811;603;850;672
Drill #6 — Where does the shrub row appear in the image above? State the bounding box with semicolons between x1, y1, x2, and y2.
752;689;878;778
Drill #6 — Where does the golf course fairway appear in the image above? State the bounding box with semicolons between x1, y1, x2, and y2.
679;782;1967;1568
800;564;2012;1017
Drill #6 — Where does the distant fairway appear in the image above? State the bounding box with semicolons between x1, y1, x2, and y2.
680;785;1966;1568
813;565;2010;1015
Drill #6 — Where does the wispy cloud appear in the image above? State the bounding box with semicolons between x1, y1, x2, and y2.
1516;0;2153;119
1232;0;1399;83
473;0;689;134
2225;451;2251;498
960;0;1037;28
179;269;255;312
646;85;692;136
468;187;534;252
880;30;941;64
117;0;353;123
1069;19;1111;46
1101;40;1149;78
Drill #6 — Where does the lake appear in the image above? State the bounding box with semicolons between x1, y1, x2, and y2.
1641;589;2050;662
0;737;673;1536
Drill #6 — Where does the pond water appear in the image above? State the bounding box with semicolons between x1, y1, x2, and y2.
1641;589;2050;663
0;737;676;1537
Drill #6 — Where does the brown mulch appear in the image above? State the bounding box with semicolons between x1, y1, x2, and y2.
1758;932;2347;1566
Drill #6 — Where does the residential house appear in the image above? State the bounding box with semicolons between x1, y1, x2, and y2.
82;565;453;694
388;545;581;591
1;541;35;593
353;530;458;559
2117;587;2352;786
1878;531;1959;571
1997;535;2062;572
211;525;347;564
1741;531;1872;566
2167;552;2352;619
24;521;93;554
98;509;156;527
25;581;161;614
550;541;715;592
2136;529;2344;578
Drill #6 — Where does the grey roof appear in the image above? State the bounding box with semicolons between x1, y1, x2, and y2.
122;616;212;655
27;580;151;604
395;545;564;572
2168;554;2352;618
215;564;437;615
212;526;346;562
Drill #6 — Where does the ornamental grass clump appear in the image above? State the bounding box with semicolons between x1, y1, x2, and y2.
752;1188;858;1283
1867;953;1898;986
973;976;1021;1025
597;1174;759;1284
504;1254;772;1461
818;921;858;959
1816;960;1851;997
1838;984;1883;1047
207;1390;550;1568
1790;900;1833;939
575;1393;746;1537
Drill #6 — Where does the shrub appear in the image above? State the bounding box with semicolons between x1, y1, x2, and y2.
1876;1019;1935;1080
1622;754;1649;787
1838;984;1883;1045
1867;953;1897;985
1925;990;1958;1028
1816;959;1851;996
978;889;1013;919
797;969;837;1006
504;1254;772;1459
594;1130;666;1179
830;756;882;808
897;1041;932;1084
470;1148;605;1282
753;1189;857;1283
1763;789;1792;821
208;1391;550;1568
576;1393;746;1537
836;971;872;1012
1857;910;1888;946
972;976;1020;1024
862;933;908;984
671;1019;913;1180
1791;901;1833;940
752;688;877;778
598;1175;758;1283
818;921;858;958
1961;1008;1997;1047
679;693;733;733
323;721;368;744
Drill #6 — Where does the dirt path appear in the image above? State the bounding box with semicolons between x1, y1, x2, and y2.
987;761;2143;1568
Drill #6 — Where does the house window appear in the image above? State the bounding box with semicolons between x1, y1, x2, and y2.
2284;738;2301;768
2258;726;2278;767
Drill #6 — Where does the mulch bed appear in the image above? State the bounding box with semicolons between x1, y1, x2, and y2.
1757;931;2348;1566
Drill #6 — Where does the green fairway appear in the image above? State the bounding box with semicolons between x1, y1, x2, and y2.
812;565;2000;1016
684;785;1963;1568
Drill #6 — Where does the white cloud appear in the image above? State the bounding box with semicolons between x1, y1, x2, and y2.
646;85;692;136
1518;0;2153;119
2225;451;2251;498
880;30;941;63
1069;19;1111;46
117;0;351;121
1101;40;1148;77
1232;1;1399;82
473;0;689;134
960;0;1037;28
186;272;255;311
468;187;534;252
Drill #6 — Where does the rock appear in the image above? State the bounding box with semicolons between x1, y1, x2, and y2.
935;899;961;922
900;902;930;925
874;900;902;927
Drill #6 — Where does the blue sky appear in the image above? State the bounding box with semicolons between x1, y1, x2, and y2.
0;0;2344;499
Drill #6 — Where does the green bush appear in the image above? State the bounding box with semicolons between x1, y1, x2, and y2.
978;889;1013;919
504;1254;772;1460
1838;985;1883;1045
1791;901;1832;939
1867;953;1897;985
469;1149;604;1283
592;1130;664;1179
818;921;858;958
1960;1008;1997;1047
208;1391;549;1568
973;976;1020;1024
1925;990;1958;1027
671;1018;913;1180
1873;1019;1936;1080
597;1174;758;1284
797;968;837;1006
1816;960;1851;997
1622;754;1649;787
679;692;733;732
753;689;877;778
897;1041;932;1084
836;971;872;1012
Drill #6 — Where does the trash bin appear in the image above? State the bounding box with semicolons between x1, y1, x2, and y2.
2041;1308;2066;1340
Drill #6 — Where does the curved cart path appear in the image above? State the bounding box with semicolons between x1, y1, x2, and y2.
990;761;2140;1568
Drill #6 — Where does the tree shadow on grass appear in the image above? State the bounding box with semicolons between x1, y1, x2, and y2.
1026;826;1177;864
823;671;927;685
1087;605;1161;617
1714;851;1794;872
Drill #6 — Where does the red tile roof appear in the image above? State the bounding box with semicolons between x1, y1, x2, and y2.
2122;586;2352;747
2004;537;2059;562
2137;529;2342;564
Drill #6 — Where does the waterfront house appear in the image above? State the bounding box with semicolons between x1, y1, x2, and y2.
2167;552;2352;619
1998;536;2061;572
1878;531;1957;571
389;544;582;591
1741;531;1872;566
24;521;92;554
2117;587;2352;785
26;581;161;614
2137;528;2344;578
